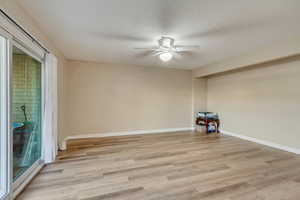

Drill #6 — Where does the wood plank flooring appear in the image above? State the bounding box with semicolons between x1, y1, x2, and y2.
17;131;300;200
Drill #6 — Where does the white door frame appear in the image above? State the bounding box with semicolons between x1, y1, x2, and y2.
0;28;11;200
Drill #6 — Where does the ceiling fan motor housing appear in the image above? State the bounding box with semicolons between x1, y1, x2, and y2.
159;36;175;50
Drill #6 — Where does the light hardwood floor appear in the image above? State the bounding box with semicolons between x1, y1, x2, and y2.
17;131;300;200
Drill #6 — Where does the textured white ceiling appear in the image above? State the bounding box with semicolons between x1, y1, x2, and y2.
17;0;300;69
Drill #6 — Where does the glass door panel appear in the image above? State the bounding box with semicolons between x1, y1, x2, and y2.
11;46;42;181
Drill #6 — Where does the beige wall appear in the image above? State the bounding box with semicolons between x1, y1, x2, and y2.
192;78;207;120
206;56;300;149
65;60;193;137
0;0;67;144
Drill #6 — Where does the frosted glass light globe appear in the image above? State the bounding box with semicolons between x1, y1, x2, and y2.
159;52;173;62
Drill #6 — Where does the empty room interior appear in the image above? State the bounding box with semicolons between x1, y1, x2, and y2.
1;0;300;200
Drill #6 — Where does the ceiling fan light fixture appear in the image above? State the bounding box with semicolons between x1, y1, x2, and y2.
159;52;173;62
134;36;199;62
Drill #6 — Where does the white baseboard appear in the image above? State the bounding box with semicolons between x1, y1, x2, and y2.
221;130;300;155
60;127;195;150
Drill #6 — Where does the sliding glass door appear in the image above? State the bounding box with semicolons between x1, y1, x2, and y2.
0;10;49;199
0;30;44;200
11;45;42;182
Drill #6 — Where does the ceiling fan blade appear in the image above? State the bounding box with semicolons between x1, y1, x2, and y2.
174;50;197;58
175;45;200;49
134;49;157;58
175;50;193;54
133;47;157;50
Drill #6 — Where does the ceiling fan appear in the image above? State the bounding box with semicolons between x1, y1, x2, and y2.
134;36;199;62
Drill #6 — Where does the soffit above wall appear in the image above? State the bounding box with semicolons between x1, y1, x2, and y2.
192;36;300;77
